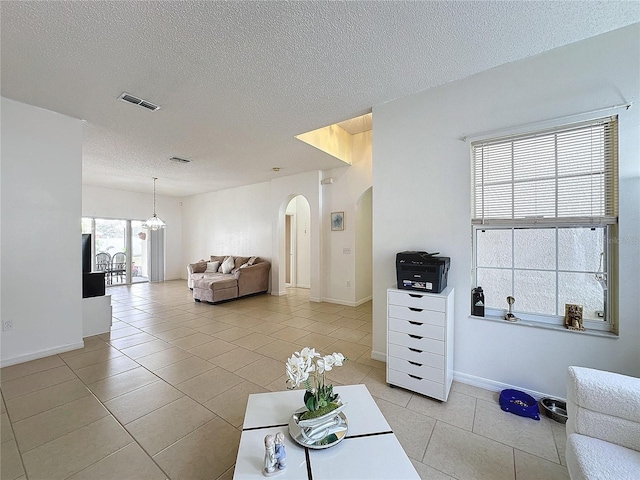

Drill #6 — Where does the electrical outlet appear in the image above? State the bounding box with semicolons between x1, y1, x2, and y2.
2;319;13;331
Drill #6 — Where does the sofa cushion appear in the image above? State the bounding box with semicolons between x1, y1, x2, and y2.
205;261;220;273
232;256;250;273
194;275;237;291
190;261;207;273
220;256;235;274
210;255;226;264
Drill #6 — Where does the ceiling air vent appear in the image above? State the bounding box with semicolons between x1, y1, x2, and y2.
169;156;191;164
118;92;161;111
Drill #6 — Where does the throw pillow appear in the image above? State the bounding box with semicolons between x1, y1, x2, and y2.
191;261;207;273
220;256;235;274
205;261;220;273
248;256;258;266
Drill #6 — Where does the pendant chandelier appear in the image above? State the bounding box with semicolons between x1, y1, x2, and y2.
142;177;166;230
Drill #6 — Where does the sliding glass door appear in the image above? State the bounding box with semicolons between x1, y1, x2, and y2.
82;217;152;287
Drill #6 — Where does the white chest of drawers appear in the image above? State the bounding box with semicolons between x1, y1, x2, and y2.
386;286;454;401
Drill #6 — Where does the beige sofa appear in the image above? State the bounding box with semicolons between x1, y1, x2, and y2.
187;255;270;303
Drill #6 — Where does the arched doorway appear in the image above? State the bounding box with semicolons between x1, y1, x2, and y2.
284;195;311;289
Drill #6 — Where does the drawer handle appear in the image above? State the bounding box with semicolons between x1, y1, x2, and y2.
409;307;423;312
409;321;423;326
409;294;423;298
408;374;423;380
409;348;423;353
409;334;423;339
408;361;422;367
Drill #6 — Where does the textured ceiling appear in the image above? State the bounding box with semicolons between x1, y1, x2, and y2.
1;1;638;197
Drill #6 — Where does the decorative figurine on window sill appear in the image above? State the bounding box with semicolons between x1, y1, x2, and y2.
504;296;519;322
565;304;585;331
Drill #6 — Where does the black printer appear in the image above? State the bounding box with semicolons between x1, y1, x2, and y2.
396;251;450;293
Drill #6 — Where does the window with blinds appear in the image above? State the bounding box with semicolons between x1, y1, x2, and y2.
472;116;618;226
471;116;618;332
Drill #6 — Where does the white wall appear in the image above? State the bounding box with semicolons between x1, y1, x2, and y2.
372;24;640;398
1;98;84;366
322;130;373;305
82;185;184;280
286;196;311;288
181;181;272;268
355;187;373;303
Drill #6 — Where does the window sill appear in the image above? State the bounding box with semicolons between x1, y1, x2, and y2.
469;314;618;339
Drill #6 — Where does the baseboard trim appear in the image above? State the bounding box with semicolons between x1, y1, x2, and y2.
355;295;372;307
1;341;85;368
271;290;287;297
371;350;387;362
453;371;560;400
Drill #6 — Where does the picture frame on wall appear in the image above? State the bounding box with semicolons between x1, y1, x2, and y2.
331;212;344;231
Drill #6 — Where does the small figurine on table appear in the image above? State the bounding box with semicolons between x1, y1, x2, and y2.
274;432;287;471
263;434;285;477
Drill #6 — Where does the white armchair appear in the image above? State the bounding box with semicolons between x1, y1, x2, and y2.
566;366;640;480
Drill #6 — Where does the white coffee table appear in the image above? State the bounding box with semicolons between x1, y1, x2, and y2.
234;384;420;479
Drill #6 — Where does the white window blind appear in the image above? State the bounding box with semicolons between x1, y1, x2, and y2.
472;116;618;226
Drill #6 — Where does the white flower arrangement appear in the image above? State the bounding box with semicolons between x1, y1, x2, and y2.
285;347;346;418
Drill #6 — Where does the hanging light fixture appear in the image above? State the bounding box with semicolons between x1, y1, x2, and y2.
142;177;166;230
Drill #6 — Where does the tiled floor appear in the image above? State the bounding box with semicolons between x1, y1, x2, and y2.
0;281;569;480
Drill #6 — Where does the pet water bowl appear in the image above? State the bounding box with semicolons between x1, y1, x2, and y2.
499;389;540;421
540;397;568;424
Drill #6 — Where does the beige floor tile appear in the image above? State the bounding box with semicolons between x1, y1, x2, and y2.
209;347;264;372
99;325;143;341
115;312;155;323
59;337;110;359
254;339;299;362
234;357;283;388
248;321;286;336
13;395;109;452
153;417;240;480
188;339;238;360
0;355;65;383
357;333;372;346
273;327;310;343
213;326;252;342
74;355;139;384
410;459;455;479
303;321;341;335
105;380;184;424
87;367;160;402
109;321;129;331
1;413;13;443
307;312;341;323
424;421;515;480
119;339;173;359
62;347;123;371
515;449;569;480
154;356;215;385
216;465;235;480
1;365;76;400
362;367;413;407
4;379;91;422
314;304;345;315
153;326;197;342
139;322;182;335
376;397;436;460
66;443;167;480
407;390;477;431
126;316;172;329
204;380;268;427
152;309;185;319
355;350;384;368
108;332;158;350
331;317;368;331
261;313;295;324
195;321;234;335
232;332;277;351
218;313;263;329
176;368;244;403
296;332;338;351
125;396;215;455
0;393;4;414
170;332;216;350
325;360;372;385
21;416;133;480
327;326;368;343
357;322;373;333
451;382;500;403
165;312;202;324
322;339;369;361
1;438;25;480
279;316;315;329
135;347;193;371
290;308;317;318
473;398;559;462
181;316;220;329
551;418;568;466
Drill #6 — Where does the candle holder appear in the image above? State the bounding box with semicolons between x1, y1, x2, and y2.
504;296;519;322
